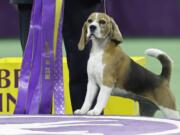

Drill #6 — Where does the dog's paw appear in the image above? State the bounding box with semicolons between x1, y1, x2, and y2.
74;109;87;115
74;109;82;115
87;109;101;115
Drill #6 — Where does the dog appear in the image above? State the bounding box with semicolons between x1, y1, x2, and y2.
74;12;179;118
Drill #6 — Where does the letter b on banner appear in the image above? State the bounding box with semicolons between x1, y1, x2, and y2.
0;69;10;88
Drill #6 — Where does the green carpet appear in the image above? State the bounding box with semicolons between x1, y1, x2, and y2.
0;39;22;57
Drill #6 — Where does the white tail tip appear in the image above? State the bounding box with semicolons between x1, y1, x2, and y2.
145;48;173;63
145;48;166;58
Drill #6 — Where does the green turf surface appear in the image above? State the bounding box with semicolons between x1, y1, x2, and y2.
0;38;180;113
0;39;22;57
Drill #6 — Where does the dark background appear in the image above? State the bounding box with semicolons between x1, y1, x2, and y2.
1;0;180;37
107;0;180;37
0;0;19;37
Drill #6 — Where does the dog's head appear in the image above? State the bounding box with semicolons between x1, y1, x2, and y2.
78;12;123;51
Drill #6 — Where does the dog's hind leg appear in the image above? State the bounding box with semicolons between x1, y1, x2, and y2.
153;85;176;110
159;106;180;119
153;86;179;119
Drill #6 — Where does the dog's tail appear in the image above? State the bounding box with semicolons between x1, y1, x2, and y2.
145;48;173;81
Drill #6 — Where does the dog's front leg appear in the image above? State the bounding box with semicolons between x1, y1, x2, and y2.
74;80;98;115
87;85;113;115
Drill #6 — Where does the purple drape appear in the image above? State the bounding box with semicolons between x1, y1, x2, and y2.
106;0;180;36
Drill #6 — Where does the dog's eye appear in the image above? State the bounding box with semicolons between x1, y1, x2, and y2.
87;19;93;23
99;20;106;25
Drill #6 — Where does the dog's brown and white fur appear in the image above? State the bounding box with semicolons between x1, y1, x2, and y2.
74;13;179;118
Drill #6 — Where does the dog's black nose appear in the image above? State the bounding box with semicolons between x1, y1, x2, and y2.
90;25;97;32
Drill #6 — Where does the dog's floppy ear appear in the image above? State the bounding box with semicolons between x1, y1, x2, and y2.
110;18;123;45
78;22;87;51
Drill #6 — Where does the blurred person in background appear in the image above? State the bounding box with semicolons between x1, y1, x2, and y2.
9;0;32;51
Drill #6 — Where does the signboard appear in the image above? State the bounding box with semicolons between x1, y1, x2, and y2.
0;58;20;114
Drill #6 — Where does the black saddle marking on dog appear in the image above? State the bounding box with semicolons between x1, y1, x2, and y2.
123;59;163;94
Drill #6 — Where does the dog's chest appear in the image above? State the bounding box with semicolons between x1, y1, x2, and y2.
87;52;105;85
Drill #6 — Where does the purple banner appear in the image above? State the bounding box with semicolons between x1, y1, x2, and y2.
14;0;64;114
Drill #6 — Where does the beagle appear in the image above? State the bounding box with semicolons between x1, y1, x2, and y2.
74;13;179;118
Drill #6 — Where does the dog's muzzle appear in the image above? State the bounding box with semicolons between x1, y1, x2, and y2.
89;25;97;33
